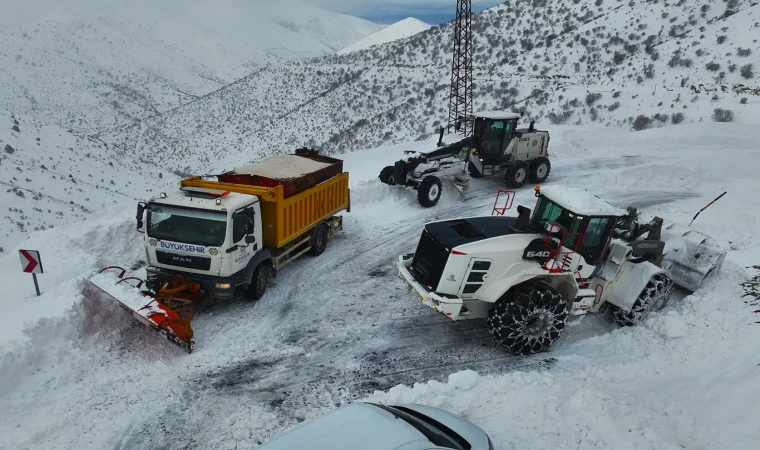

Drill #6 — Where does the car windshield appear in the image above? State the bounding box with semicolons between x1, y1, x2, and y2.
147;204;227;247
368;403;469;450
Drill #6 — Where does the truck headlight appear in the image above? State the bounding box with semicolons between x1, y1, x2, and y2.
215;283;232;289
413;170;422;178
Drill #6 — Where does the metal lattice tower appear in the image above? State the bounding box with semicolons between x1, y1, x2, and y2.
447;0;473;136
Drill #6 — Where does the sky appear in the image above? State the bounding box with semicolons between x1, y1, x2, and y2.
0;0;499;29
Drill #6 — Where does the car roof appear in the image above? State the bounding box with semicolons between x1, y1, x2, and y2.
539;186;626;217
256;403;431;450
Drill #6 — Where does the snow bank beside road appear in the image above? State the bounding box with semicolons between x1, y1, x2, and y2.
370;267;760;450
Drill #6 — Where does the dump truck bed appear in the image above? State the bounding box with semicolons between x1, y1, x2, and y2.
181;169;349;249
217;152;343;199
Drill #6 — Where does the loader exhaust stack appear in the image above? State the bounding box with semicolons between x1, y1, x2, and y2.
86;266;201;353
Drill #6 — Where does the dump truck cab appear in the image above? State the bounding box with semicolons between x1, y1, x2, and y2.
138;188;265;301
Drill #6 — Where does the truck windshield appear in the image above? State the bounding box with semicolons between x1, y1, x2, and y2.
148;205;227;247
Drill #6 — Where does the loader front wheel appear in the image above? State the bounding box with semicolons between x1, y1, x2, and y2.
503;161;529;188
379;166;396;185
247;262;271;301
610;273;674;327
487;282;568;355
529;157;551;183
417;176;442;207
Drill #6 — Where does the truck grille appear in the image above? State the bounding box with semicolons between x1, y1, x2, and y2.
156;251;211;271
410;229;450;290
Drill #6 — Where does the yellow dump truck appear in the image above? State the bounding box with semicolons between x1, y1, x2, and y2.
86;148;350;352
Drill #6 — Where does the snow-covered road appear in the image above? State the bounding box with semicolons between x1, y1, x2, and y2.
1;124;759;449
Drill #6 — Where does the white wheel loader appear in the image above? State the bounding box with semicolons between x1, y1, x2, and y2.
379;111;551;207
397;187;728;355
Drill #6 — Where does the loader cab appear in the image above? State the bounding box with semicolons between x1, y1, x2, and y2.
471;112;519;164
531;191;618;264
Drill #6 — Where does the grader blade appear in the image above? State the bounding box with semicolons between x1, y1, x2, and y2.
86;266;199;353
660;223;727;292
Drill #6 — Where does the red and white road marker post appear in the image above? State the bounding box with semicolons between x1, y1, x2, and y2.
19;249;43;296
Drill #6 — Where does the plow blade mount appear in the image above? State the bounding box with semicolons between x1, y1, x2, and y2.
660;223;728;292
86;266;200;353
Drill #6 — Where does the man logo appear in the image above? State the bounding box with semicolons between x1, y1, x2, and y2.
526;251;550;258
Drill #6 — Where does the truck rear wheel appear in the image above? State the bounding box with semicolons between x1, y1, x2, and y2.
246;261;271;301
487;282;568;355
310;222;329;256
417;176;442;207
610;273;674;326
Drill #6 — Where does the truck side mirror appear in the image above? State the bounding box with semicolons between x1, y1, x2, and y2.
244;235;256;244
244;218;255;234
136;202;147;233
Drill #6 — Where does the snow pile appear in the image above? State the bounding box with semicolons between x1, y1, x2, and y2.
370;269;760;449
337;18;431;55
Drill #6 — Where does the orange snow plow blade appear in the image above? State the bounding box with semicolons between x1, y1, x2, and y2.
85;266;200;353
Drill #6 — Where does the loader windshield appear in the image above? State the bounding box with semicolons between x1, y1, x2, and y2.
147;204;227;247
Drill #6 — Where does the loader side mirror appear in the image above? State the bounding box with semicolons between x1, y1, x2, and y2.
136;202;147;233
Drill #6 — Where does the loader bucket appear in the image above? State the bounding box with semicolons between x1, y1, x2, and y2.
659;223;728;292
85;266;197;353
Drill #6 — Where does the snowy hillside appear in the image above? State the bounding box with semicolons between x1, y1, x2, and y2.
102;0;760;174
0;109;178;254
184;0;383;58
337;18;431;55
1;123;758;449
0;14;281;134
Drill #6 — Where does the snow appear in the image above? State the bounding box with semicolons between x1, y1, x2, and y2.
233;154;332;179
336;17;430;55
1;124;759;450
474;111;522;120
539;186;627;217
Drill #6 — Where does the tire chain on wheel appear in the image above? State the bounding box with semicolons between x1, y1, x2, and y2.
487;283;569;355
610;273;674;326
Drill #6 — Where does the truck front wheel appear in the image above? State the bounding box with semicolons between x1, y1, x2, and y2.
487;282;568;355
246;261;271;301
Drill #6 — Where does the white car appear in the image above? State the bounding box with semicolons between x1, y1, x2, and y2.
256;402;495;450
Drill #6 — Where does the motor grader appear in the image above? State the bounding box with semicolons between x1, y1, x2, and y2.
378;111;551;207
397;187;728;355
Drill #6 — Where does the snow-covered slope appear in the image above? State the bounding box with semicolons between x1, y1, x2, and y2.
0;109;178;254
102;0;760;174
337;18;431;55
1;123;758;450
0;14;279;133
184;0;382;58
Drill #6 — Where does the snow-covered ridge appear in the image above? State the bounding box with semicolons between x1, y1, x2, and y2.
0;109;177;253
100;0;760;176
337;17;431;55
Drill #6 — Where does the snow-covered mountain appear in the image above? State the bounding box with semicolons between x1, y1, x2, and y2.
0;14;279;134
0;109;177;253
100;0;760;176
183;0;383;58
337;17;431;55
